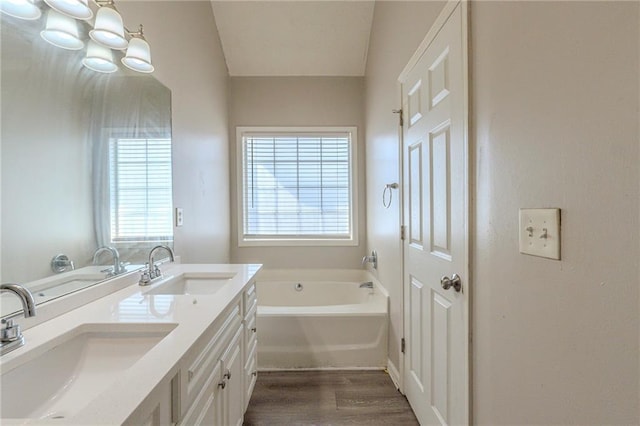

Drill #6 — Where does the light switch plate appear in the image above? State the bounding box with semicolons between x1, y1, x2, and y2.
519;208;561;260
175;207;184;227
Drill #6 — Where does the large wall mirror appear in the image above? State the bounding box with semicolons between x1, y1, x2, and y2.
1;11;173;317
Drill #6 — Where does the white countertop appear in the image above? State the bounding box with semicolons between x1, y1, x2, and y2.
0;263;262;425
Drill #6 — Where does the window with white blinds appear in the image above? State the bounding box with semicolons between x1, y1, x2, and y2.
239;127;358;246
109;137;173;243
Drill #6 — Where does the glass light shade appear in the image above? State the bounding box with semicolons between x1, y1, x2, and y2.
44;0;92;20
121;37;154;73
82;41;117;73
89;5;127;50
0;0;41;20
40;9;84;50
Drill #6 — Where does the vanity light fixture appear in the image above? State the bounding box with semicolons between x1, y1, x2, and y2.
89;0;127;50
121;25;153;73
43;0;91;20
82;40;117;73
40;8;84;50
2;0;154;74
0;0;42;20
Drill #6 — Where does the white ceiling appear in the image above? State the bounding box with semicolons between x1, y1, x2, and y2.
210;1;376;77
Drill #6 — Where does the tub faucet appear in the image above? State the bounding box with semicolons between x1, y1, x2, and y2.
359;281;374;289
1;283;36;355
93;246;125;276
139;245;175;286
362;250;378;270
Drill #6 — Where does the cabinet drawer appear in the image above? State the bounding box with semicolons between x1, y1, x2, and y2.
184;302;241;413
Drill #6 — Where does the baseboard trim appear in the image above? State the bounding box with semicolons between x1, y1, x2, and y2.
386;358;401;390
258;367;386;372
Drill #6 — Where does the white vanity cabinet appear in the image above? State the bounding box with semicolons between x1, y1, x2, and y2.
243;283;258;410
177;280;258;426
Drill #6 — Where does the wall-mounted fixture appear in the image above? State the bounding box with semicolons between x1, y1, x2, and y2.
1;0;154;74
44;0;92;20
50;254;75;273
382;182;398;209
89;0;127;49
82;40;117;73
362;250;378;270
0;0;41;20
40;9;84;50
121;24;154;73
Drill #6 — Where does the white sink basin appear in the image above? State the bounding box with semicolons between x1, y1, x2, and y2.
1;274;108;314
145;272;235;295
0;322;177;420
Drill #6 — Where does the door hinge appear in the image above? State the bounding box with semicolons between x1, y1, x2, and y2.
392;109;403;127
401;338;406;354
400;225;406;241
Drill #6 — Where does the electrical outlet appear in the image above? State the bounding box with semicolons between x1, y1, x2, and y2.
519;208;561;260
175;207;184;227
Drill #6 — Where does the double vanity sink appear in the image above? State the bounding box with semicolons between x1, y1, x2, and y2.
145;272;235;296
0;264;261;424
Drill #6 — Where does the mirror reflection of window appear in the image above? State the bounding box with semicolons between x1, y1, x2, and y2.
108;136;173;244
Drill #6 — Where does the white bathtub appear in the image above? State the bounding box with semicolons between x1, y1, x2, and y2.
256;269;388;370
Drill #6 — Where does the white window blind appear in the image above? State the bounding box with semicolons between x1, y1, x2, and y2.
109;137;173;243
240;130;356;244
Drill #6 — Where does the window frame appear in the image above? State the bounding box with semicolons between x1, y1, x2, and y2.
236;126;359;247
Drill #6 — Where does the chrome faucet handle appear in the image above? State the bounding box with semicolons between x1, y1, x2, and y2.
152;264;162;279
1;319;21;342
138;264;152;286
138;271;151;286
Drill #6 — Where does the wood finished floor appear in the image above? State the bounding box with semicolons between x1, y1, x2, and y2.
243;370;419;425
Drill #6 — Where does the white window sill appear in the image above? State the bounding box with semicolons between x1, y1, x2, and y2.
239;237;359;247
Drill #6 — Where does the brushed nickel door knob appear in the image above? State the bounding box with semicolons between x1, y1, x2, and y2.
440;274;462;292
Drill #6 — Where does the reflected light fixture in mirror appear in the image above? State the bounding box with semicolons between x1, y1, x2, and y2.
89;0;127;50
0;0;41;20
122;25;154;73
40;9;84;50
83;40;118;73
44;0;92;20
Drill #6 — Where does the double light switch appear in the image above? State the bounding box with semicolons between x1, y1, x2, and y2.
519;208;561;260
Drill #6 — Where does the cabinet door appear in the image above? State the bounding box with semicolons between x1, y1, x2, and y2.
125;376;174;426
221;327;244;426
244;340;258;411
180;361;223;426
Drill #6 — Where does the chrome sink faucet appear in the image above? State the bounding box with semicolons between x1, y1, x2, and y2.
1;283;36;355
92;246;125;276
139;245;175;286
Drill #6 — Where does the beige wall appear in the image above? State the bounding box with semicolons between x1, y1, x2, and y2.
229;77;366;268
471;2;639;424
119;1;231;263
364;1;446;377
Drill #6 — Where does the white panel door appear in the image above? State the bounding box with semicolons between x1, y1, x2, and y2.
401;2;468;425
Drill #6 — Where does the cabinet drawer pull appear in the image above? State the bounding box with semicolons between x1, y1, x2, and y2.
218;380;226;389
251;327;257;333
224;369;231;380
252;371;257;377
